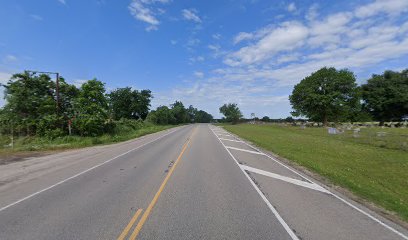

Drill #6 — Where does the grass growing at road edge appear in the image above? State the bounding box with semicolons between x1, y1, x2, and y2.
0;123;176;158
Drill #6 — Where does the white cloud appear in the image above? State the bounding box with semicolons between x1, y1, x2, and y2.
128;0;170;31
194;71;204;78
0;72;11;85
306;4;318;21
189;56;204;63
355;0;408;18
225;21;309;66
58;0;66;5
0;72;12;107
3;55;18;63
212;33;221;40
30;14;43;21
72;79;88;88
233;32;253;44
185;38;200;51
208;44;225;58
182;8;201;23
287;2;296;12
170;40;177;45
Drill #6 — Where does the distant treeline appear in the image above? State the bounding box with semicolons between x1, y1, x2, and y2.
0;71;212;137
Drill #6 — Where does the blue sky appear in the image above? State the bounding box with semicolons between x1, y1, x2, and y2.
1;0;408;118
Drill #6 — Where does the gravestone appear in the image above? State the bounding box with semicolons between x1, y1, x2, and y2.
353;128;360;138
328;127;337;134
377;132;387;137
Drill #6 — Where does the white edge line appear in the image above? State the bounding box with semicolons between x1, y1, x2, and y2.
241;165;329;194
218;138;244;143
216;126;408;240
217;133;233;137
226;146;265;155
210;126;300;240
0;127;183;213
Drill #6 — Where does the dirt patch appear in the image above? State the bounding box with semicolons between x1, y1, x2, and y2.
0;151;60;165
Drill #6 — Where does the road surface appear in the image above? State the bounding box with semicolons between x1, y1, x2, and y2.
0;124;407;239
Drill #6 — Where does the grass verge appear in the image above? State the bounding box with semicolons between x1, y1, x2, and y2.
0;124;176;158
222;123;408;222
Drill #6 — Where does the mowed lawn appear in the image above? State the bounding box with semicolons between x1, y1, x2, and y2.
222;124;408;222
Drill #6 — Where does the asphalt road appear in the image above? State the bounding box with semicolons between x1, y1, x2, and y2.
0;124;407;240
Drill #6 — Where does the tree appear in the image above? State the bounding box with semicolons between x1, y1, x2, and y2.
219;103;243;124
170;101;189;124
261;116;270;122
195;110;213;123
361;69;408;124
187;105;197;123
146;106;175;125
186;105;213;123
1;72;79;137
72;79;111;136
3;72;58;135
109;87;152;120
289;67;360;125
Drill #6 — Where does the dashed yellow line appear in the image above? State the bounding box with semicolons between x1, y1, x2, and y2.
129;128;195;240
117;127;196;240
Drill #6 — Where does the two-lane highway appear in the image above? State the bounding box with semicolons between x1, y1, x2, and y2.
0;124;407;239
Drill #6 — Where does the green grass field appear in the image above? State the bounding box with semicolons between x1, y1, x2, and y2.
0;124;175;156
222;123;408;222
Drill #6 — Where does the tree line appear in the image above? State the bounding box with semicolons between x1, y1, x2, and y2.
0;71;213;138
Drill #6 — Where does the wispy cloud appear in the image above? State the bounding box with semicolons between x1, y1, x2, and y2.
30;14;43;21
194;71;204;78
58;0;66;5
182;8;201;23
212;33;221;40
3;55;18;63
128;0;170;31
0;72;12;107
287;2;296;12
355;0;408;18
189;56;204;64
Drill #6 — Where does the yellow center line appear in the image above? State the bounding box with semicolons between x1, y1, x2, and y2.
129;127;197;240
117;208;143;240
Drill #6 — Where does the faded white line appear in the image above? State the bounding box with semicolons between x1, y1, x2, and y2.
210;126;300;240
217;133;233;137
0;127;184;213
226;146;265;155
219;138;244;143
215;126;408;240
241;165;329;194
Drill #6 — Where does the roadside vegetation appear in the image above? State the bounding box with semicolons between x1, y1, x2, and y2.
0;71;213;155
222;124;408;222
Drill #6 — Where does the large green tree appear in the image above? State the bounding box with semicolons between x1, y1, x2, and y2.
146;106;175;125
219;103;242;124
195;110;213;123
108;87;152;120
72;79;111;136
289;67;360;125
1;72;78;136
361;69;408;124
170;101;189;124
